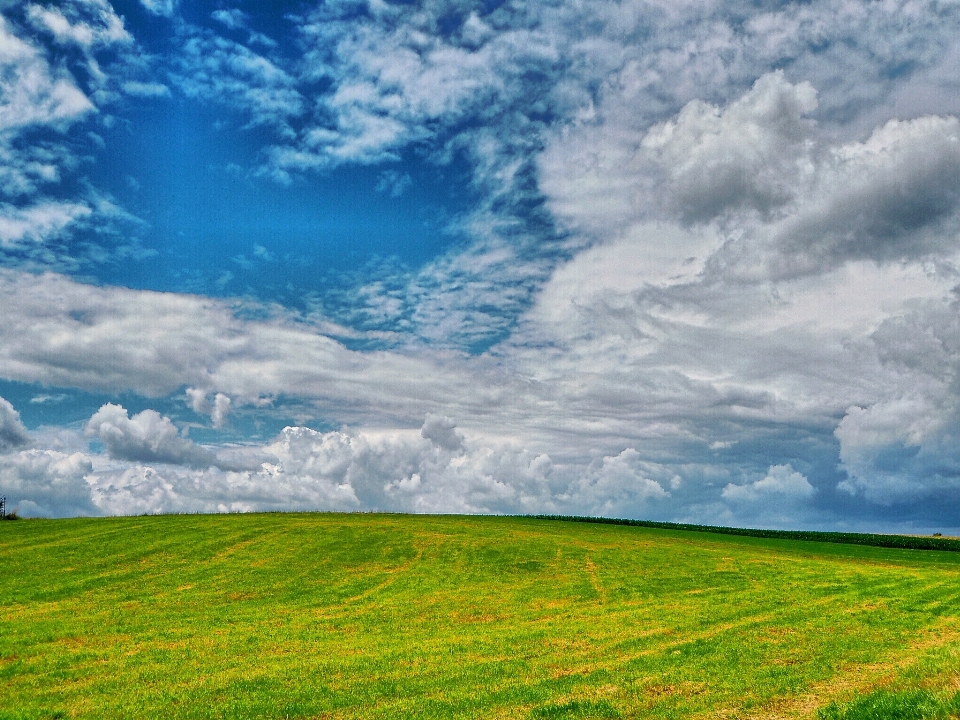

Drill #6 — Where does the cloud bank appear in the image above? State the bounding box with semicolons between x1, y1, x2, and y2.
4;406;671;520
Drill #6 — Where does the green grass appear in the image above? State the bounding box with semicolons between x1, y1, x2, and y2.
2;513;960;719
819;689;960;719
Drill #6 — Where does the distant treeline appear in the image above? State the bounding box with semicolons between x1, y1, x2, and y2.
528;515;960;552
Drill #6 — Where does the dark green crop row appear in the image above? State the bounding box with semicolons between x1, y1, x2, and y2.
528;514;960;551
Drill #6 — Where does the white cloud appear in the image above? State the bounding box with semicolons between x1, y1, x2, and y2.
532;222;723;318
641;71;818;223
85;403;218;468
264;3;561;176
713;115;960;283
574;449;670;517
185;387;208;414
360;0;960;362
834;300;960;503
139;0;177;18
76;419;550;516
0;407;670;519
420;414;464;453
719;464;817;526
27;6;95;47
836;398;944;502
122;81;170;98
186;388;232;429
0;395;30;452
172;27;304;137
375;169;412;197
108;0;960;382
0;16;94;134
542;71;960;285
0;7;141;261
402;235;556;349
0;201;92;245
0;449;96;517
0;270;509;427
211;9;247;30
77;418;592;517
723;464;815;503
211;393;231;429
0;144;61;198
0;253;928;523
26;1;131;50
130;0;960;194
517;74;960;485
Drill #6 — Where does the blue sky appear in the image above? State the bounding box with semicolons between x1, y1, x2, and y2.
3;0;960;531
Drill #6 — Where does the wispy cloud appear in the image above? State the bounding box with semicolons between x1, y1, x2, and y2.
170;23;304;138
25;0;131;50
0;16;95;134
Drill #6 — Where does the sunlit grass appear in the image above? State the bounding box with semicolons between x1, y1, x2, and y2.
819;689;960;719
2;513;960;719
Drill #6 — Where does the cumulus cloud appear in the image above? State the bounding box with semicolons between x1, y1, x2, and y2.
522;73;960;446
185;387;207;414
834;304;960;508
420;414;464;453
0;396;30;452
186;388;232;429
0;449;95;517
85;403;218;468
781;116;960;267
709;115;960;283
720;465;817;526
73;419;545;516
836;400;940;502
723;464;815;503
82;423;667;519
641;71;818;223
0;410;678;519
575;449;670;517
89;463;289;516
81;421;551;517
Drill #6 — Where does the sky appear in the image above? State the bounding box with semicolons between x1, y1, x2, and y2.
2;0;960;532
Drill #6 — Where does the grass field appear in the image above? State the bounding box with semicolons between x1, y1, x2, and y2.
3;513;960;719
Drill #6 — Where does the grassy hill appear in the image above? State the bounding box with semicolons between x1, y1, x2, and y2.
2;513;960;719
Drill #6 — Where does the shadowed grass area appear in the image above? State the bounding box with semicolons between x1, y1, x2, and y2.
2;513;960;719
